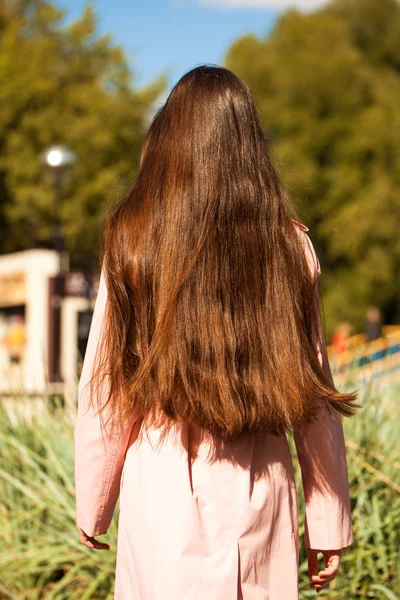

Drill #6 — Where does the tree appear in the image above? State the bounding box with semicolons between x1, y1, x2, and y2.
225;0;400;334
0;0;165;268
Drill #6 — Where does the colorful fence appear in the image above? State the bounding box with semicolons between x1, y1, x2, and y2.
328;326;400;383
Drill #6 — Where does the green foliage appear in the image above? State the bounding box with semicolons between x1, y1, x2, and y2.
0;0;165;268
225;0;400;335
0;380;399;598
0;399;117;599
294;378;400;597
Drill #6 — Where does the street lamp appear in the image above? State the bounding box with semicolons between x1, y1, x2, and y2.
41;146;77;276
41;145;77;388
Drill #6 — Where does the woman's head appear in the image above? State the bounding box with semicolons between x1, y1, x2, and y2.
137;66;284;270
91;65;356;442
140;66;269;190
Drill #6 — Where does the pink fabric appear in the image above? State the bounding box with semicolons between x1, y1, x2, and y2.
74;226;353;599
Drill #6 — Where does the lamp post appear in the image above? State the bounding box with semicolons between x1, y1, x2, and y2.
41;145;77;389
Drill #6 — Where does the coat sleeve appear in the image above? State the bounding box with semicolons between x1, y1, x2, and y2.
74;266;138;537
293;230;354;551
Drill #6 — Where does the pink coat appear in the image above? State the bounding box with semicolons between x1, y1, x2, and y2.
74;226;353;599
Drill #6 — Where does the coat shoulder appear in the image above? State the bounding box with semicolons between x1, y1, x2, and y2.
291;219;309;232
291;220;320;280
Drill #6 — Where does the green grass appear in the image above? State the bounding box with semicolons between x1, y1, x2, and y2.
0;380;399;599
296;378;400;598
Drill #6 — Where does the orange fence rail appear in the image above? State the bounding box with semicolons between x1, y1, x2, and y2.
327;326;400;381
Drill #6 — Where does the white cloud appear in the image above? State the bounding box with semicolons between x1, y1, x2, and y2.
197;0;329;11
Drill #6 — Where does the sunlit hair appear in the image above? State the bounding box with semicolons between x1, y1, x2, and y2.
90;65;357;442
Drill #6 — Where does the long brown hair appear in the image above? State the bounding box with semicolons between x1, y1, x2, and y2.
90;65;357;442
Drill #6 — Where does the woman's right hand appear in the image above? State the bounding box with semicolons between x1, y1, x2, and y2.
77;526;110;551
307;548;342;593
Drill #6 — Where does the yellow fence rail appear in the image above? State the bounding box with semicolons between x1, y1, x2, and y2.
327;326;400;382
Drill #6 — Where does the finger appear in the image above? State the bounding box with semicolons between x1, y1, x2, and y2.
83;538;110;550
319;565;339;577
84;534;110;550
312;573;337;581
324;551;341;565
311;580;333;590
311;574;336;585
78;530;110;550
319;555;340;577
311;573;336;582
312;584;330;593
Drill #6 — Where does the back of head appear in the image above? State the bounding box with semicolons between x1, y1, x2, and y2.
94;65;356;442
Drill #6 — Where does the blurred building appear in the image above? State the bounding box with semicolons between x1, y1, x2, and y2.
0;249;99;397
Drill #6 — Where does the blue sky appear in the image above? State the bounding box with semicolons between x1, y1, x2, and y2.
55;0;284;90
